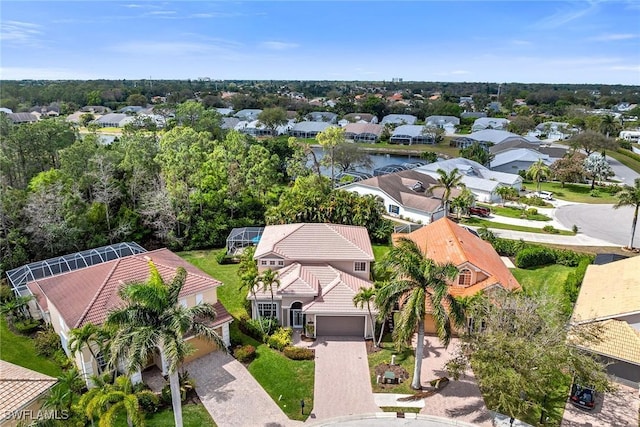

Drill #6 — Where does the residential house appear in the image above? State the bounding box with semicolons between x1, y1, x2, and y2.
93;113;132;128
215;108;234;116
343;113;378;124
619;130;640;142
398;217;521;335
414;158;522;202
0;361;57;427
6;113;38;124
234;109;263;121
26;248;232;386
289;121;335;138
238;119;293;136
343;123;384;142
528;122;575;141
390;125;434;145
119;106;145;114
471;118;510;132
459;96;474;107
489;148;553;174
569;255;640;387
381;114;417;126
425;115;460;135
341;170;451;224
221;117;241;130
249;223;377;338
82;106;111;114
452;129;534;149
488;139;567;159
307;111;338;123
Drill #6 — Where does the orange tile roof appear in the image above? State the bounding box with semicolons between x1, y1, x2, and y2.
28;248;223;328
398;218;520;297
0;361;57;415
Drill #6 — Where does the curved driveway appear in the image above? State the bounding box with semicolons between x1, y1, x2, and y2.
555;203;637;247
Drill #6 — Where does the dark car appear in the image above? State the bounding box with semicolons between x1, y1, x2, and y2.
570;383;597;410
469;206;491;217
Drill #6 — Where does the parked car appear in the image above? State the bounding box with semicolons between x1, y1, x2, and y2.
469;206;491;217
531;190;554;200
569;383;597;410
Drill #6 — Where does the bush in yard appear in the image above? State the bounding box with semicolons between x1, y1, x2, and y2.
13;319;41;335
215;251;232;265
564;257;592;307
521;196;548;207
0;284;14;303
267;327;292;351
283;346;315;360
526;208;538;216
515;247;556;268
34;327;62;357
542;225;559;234
137;390;160;413
234;344;256;363
239;316;279;341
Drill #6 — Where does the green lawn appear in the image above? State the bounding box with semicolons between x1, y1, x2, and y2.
609;149;640;174
368;341;416;395
179;249;315;421
372;244;391;262
115;403;216;427
478;204;551;221
526;181;619;204
511;264;574;300
0;317;63;377
459;217;575;235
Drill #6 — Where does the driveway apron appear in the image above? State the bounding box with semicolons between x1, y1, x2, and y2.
186;351;301;427
308;337;379;421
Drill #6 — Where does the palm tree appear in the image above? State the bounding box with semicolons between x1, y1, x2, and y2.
496;186;514;205
258;269;280;334
69;323;109;375
0;295;33;323
43;368;84;412
432;168;463;215
353;286;377;346
106;262;224;427
238;246;260;319
79;375;144;427
599;114;619;139
451;188;475;219
375;238;465;390
613;178;640;250
526;159;551;192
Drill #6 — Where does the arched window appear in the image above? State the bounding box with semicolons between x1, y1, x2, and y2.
458;269;472;286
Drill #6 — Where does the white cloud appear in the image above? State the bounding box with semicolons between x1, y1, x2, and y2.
259;41;299;50
590;33;637;41
534;2;598;29
147;10;177;16
0;20;43;46
0;66;109;80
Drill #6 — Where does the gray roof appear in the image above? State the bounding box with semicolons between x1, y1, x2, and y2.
467;129;523;145
415;157;522;186
307;112;337;122
490;149;551;169
391;125;425;138
222;117;240;129
489;140;567;159
291;121;334;133
472;117;510;130
216;108;234;116
343;113;376;123
234;109;263;120
381;114;417;125
7;113;38;123
425;115;460;126
94;113;128;125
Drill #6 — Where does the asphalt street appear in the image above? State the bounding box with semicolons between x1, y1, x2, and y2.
554;203;638;247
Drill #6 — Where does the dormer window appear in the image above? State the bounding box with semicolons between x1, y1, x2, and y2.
458;269;472;286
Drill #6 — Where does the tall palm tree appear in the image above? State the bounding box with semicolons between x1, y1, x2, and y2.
259;269;280;333
353;286;377;346
613;178;640;249
238;246;260;320
432;168;463;215
79;375;144;427
43;368;84;412
106;262;224;427
599;114;619;139
69;323;109;375
526;159;551;192
451;188;475;219
375;238;465;390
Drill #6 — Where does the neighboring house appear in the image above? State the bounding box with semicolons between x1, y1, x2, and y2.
343;113;378;124
82;106;111;114
489;148;553;174
619;130;640;142
249;223;377;338
26;248;232;386
471;118;511;132
307;111;338;123
452;129;535;149
390;125;433;145
239;119;293;136
343;123;384;142
380;114;417;126
215;108;234;116
341;170;450;224
93;113;132;128
234;109;263;121
489;139;567;160
398;217;521;335
485;102;502;113
415;157;522;202
460;111;486;119
6;113;38;124
569;255;640;387
221;117;241;130
425;115;459;135
0;361;57;427
0;107;13;114
119;106;144;114
528;121;575;141
289;121;334;138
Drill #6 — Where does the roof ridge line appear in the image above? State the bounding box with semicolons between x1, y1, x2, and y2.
75;258;121;328
326;224;372;259
445;218;470;263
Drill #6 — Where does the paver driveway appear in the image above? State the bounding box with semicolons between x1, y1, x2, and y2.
561;383;639;427
186;351;301;427
308;337;379;421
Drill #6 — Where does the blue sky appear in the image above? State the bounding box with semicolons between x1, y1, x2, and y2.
1;1;639;84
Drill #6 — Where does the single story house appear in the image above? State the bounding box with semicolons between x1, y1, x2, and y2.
398;218;521;335
343;113;378;124
343;123;384;142
390;125;434;145
215;108;234;116
569;255;640;387
234;109;263;121
381;114;417;126
0;361;57;427
289;121;335;138
489;139;567;159
341;170;451;224
221;117;241;130
426;115;459;135
415;157;522;203
5;113;38;124
307;111;338;123
238;119;293;136
489;148;553;174
471;117;510;132
528;122;576;141
26;248;232;387
93;113;132;128
249;223;377;338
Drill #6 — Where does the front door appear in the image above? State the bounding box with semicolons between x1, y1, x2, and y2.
292;310;304;328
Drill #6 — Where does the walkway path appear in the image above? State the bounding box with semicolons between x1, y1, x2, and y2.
186;351;301;427
308;337;379;422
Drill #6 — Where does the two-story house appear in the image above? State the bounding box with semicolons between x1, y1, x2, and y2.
249;223;377;338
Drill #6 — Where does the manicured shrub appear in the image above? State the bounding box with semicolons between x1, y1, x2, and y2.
234;344;256;363
515;247;556;268
13;319;41;335
526;208;538;216
34;328;62;357
564;257;592;306
267;327;292;351
137;390;160;413
542;225;559;234
216;251;233;265
239;316;279;341
283;346;315;360
521;196;548;207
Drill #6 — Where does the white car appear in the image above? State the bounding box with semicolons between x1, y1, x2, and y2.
532;191;553;200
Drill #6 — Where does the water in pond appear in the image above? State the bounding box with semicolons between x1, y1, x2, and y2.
310;147;428;177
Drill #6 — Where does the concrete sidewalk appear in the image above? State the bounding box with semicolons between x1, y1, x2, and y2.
485;228;618;246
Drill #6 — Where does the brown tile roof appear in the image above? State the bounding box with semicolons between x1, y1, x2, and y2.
343;123;383;136
398;218;521;297
571;320;640;366
571;255;640;323
28;248;223;328
255;223;374;262
0;361;57;415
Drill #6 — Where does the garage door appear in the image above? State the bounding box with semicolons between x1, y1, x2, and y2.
316;316;365;336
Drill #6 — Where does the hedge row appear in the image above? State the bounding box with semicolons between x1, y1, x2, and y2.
492;238;593;268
